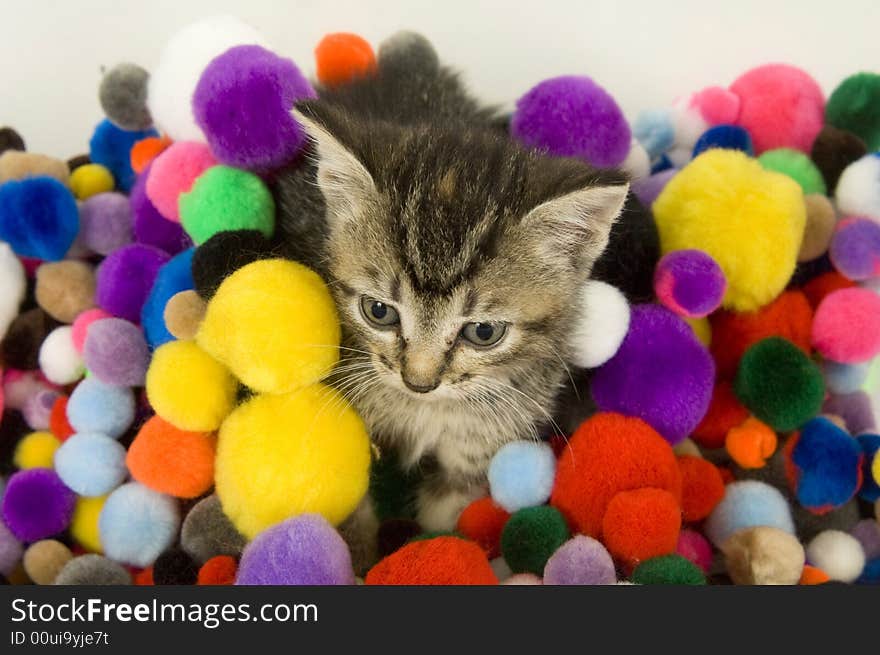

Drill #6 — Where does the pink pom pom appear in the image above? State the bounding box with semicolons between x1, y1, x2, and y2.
676;528;713;573
145;142;216;222
71;308;113;354
690;86;740;126
812;287;880;363
729;64;824;154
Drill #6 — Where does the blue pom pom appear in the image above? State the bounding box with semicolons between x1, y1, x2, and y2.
89;119;157;193
691;124;754;159
141;247;195;349
54;432;127;497
633;109;675;160
704;480;795;547
856;557;880;584
66;377;135;439
824;360;871;395
791;417;863;511
99;482;179;568
488;441;556;512
0;177;79;260
650;153;674;174
857;433;880;502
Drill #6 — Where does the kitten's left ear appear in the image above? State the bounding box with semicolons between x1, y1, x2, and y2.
520;184;630;270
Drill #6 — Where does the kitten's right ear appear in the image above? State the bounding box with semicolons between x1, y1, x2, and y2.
293;107;378;225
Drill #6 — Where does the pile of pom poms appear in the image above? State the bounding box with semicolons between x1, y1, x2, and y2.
1;16;879;586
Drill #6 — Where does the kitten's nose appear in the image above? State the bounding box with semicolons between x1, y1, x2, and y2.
402;376;439;394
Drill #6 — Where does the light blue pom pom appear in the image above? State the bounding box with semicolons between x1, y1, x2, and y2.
99;482;179;568
704;480;795;547
824;360;871;395
66;377;135;439
633;108;675;160
488;441;556;513
54;432;127;497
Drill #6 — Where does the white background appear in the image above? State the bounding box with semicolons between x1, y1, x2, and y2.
2;0;879;157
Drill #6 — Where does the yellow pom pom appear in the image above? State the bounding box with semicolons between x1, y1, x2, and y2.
13;431;61;469
70;496;106;553
653;150;806;312
872;449;880;488
196;259;340;394
68;163;115;199
145;340;238;432
684;316;711;347
215;383;371;538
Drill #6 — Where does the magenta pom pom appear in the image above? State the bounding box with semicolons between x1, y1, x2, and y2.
1;469;76;542
96;244;171;323
676;529;713;573
82;318;151;387
71;308;113;353
193;44;317;172
78;192;133;255
145;142;217;222
829;217;880;281
591;304;715;444
542;536;616;585
653;249;726;318
690;86;740;126
812;287;880;363
129;165;190;255
510;75;631;168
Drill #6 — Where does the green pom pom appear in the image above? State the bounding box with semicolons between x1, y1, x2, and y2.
758;148;826;196
825;72;880;151
734;336;825;432
369;449;420;521
179;165;275;245
501;506;569;575
631;554;706;585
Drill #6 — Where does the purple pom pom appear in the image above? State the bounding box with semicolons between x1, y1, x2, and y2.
510;75;631;168
79;192;133;255
22;389;61;430
236;514;354;585
632;169;677;206
0;518;23;576
591;304;715;444
654;249;726;318
830;217;880;281
193;44;317;172
83;318;151;387
96;244;171;323
823;391;876;435
542;536;616;585
129;165;190;255
1;469;76;542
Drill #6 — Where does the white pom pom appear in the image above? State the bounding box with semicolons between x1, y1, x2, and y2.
806;530;866;583
670;98;708;152
39;326;85;385
147;15;270;142
835;154;880;222
0;241;26;339
621;139;650;180
568;280;631;369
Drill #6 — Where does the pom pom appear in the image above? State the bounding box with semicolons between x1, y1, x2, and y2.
153;548;198;585
145;141;217;222
806;529;866;583
82;318;149;387
602;487;681;569
216;384;370;538
0;519;22;577
89;119;157;192
129;164;190;254
70;308;112;354
734;337;824;432
0;177;79;261
0;151;69;185
193;45;316;171
567;280;630;369
511;76;631;168
829;217;880;281
543;535;616;585
690;86;741;125
825;72;880;151
1;468;75;541
127;416;215;499
691;124;753;158
196;259;339;394
315;33;377;87
23;540;72;584
676;529;713;573
180;494;246;564
163;290;205;341
68;164;115;200
652;149;806;312
803;271;855;310
34;260;96;324
99;63;152;131
630;553;706;585
488;441;556;513
812;287;880;363
53;432;127;497
856;434;880;502
455;498;509;559
810;125;868;193
38;327;84;385
653;249;726;318
725;417;778;469
621;139;650;180
54;554;131;585
376;31;439;77
705;480;795;547
591;305;714;444
851;519;880;558
678;455;725;521
99;482;179;568
366;535;497;585
236;514;354;585
66;376;135;439
721;526;805;585
147;15;269;142
12;431;60;470
69;496;104;552
197;555;237;585
824;391;875;435
96;243;171;322
758;147;826;195
0;126;25;154
48;396;74;441
190;229;273;299
78;192;133;256
141;247;195;349
692;381;750;449
824;360;871;396
498;505;569;575
0;241;25;339
835;154;880;221
130;136;171;174
1;309;58;370
799;194;836;262
729;64;824;154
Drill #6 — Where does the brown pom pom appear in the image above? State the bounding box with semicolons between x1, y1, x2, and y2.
35;261;97;323
810;125;867;193
0;151;69;185
67;154;91;172
163;290;206;340
798;194;836;262
0;127;25;154
722;526;805;585
23;539;73;585
1;308;60;370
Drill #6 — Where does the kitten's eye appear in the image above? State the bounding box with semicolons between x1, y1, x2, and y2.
360;296;400;328
461;321;508;347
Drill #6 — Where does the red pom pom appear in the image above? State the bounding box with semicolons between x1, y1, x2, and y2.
550;412;682;537
677;455;725;522
802;271;856;310
48;396;74;441
601;487;681;569
691;380;750;449
133;567;154;585
365;536;498;585
315;33;376;87
456;497;510;559
197;555;238;585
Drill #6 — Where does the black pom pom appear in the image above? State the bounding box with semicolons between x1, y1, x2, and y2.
67;154;91;172
811;125;868;193
377;518;423;558
0;308;60;370
191;230;276;300
153;549;199;585
0;410;30;475
0;127;25;154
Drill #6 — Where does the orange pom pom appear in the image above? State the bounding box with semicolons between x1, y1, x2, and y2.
131;136;172;174
802;271;856;310
365;536;498;585
799;564;830;585
550;412;682;537
49;396;75;441
197;555;237;585
725;417;778;469
677;455;725;522
315;33;377;87
692;380;750;449
709;290;813;379
133;567;154;585
126;415;216;498
456;497;510;559
601;487;681;570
